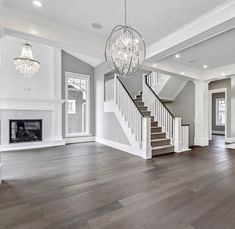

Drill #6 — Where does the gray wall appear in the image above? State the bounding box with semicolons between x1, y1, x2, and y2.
119;69;149;98
209;78;231;137
62;51;95;136
212;92;225;133
165;81;195;146
95;62;130;145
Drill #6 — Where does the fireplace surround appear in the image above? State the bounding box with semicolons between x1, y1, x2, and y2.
9;119;42;143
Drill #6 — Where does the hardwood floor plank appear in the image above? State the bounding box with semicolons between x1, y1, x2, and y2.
0;138;235;229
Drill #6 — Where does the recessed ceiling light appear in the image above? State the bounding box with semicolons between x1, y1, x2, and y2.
175;54;180;58
203;65;208;69
91;23;103;29
152;64;157;68
221;73;225;76
33;1;42;7
180;72;185;75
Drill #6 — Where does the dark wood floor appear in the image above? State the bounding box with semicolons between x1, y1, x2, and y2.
1;136;235;229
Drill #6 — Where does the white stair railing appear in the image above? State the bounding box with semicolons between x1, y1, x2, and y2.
146;71;170;94
143;73;174;142
143;72;190;152
114;75;151;159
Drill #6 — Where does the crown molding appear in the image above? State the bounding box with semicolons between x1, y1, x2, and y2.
146;1;235;60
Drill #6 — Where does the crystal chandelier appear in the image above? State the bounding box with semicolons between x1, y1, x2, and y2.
14;43;40;79
105;0;146;78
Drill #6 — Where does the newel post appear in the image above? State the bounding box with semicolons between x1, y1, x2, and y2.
174;117;183;153
142;117;152;159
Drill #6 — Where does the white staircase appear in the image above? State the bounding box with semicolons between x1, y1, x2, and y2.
104;73;190;159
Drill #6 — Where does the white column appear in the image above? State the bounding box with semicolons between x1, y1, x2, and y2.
174;117;183;152
194;80;209;146
142;117;152;159
51;48;64;143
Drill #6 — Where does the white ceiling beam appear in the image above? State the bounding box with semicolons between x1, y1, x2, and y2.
146;1;235;60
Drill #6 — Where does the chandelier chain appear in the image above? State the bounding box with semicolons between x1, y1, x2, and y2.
124;0;127;25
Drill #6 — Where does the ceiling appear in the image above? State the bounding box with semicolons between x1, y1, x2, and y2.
160;28;235;71
3;0;226;45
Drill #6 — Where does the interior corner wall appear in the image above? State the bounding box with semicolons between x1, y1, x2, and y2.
61;51;95;136
209;78;231;137
165;81;195;146
95;62;130;145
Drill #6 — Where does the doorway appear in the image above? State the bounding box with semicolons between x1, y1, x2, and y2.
208;88;227;144
65;72;90;137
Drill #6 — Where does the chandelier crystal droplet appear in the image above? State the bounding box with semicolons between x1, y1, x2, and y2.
105;0;146;77
14;43;40;79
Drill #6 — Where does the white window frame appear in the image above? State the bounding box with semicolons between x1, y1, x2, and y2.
216;98;225;126
67;100;76;115
65;72;91;137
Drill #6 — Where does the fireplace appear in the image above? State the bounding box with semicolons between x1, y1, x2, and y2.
9;120;42;143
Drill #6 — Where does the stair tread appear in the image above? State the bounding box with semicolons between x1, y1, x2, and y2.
151;138;170;142
152;145;174;150
151;132;165;135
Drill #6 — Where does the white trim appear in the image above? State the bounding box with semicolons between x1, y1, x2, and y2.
65;136;95;144
0;140;65;152
212;130;225;135
225;137;235;144
172;81;188;100
208;88;227;141
147;1;235;59
64;72;91;137
95;137;141;157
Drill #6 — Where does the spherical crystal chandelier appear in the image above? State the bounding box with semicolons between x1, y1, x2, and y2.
105;0;146;78
14;43;40;79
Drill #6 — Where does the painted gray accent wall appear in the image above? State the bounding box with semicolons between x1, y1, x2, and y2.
165;81;195;146
119;69;149;98
62;51;95;136
209;78;231;137
95;62;130;145
212;92;225;133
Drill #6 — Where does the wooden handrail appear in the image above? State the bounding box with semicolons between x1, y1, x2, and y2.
144;72;175;119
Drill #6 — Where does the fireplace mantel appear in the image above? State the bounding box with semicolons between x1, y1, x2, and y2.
0;97;65;111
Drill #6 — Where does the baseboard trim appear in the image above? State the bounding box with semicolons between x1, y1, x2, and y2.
225;137;235;143
65;136;95;144
0;140;65;152
212;130;225;135
95;137;140;157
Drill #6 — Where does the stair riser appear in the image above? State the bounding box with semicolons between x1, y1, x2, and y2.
151;140;171;147
151;127;162;133
151;133;166;139
139;107;148;111
151;122;158;127
136;95;142;99
135;102;144;106
152;147;174;156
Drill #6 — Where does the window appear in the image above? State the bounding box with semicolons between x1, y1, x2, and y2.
68;100;76;114
65;72;90;137
216;98;225;126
